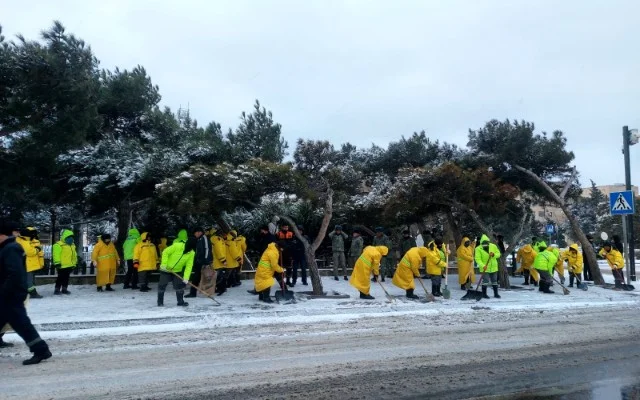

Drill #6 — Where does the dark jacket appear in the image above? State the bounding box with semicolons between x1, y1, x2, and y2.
257;232;276;255
292;234;310;261
401;237;417;255
0;237;28;303
195;234;213;266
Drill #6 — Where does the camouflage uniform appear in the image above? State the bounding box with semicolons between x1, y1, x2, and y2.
373;234;394;278
348;235;364;273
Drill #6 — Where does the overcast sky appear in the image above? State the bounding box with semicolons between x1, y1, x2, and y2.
3;0;640;188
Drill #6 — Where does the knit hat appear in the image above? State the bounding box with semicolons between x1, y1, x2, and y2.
0;219;20;236
335;225;343;231
375;227;384;233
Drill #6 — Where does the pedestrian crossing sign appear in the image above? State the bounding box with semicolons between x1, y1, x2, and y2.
609;191;635;215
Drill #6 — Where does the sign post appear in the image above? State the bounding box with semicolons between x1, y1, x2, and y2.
609;190;635;285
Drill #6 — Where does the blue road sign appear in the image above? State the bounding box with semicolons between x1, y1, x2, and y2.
546;224;555;235
609;190;635;215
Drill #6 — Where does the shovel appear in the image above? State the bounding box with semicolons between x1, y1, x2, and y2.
461;273;485;301
462;255;493;301
571;271;588;291
275;272;295;303
442;250;451;299
169;271;221;306
375;275;395;303
417;276;435;302
612;268;635;291
552;276;570;295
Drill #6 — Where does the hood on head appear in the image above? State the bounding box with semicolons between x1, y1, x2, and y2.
128;228;140;238
462;236;470;243
176;229;188;242
538;241;548;248
60;229;74;241
480;234;491;244
417;247;429;258
569;243;579;252
375;246;389;256
522;244;533;253
141;232;149;241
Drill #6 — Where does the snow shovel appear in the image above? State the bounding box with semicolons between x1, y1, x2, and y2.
442;251;451;299
462;255;493;301
612;268;635;291
571;271;588;291
552;276;570;295
275;272;295;303
169;271;221;306
375;275;395;303
417;276;435;302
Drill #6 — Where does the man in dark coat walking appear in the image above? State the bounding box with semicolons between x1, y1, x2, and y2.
186;227;213;297
0;219;52;365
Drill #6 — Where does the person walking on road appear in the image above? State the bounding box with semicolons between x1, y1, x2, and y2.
328;225;348;281
0;219;52;365
349;245;389;300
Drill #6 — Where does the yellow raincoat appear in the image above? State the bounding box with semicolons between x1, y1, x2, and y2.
392;247;428;290
158;238;168;255
225;232;241;268
92;238;120;286
349;246;388;295
456;237;475;285
254;242;284;292
565;244;584;275
426;242;447;276
133;232;158;272
17;236;43;273
211;234;227;270
599;247;624;270
553;248;565;277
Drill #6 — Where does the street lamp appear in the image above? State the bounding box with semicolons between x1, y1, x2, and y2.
623;126;637;281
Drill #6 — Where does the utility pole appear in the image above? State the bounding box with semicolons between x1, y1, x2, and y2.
622;126;636;281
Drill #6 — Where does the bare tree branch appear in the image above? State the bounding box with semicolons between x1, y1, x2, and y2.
513;164;565;206
559;166;578;200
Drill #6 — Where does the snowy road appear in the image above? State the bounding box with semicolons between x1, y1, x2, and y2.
2;305;640;399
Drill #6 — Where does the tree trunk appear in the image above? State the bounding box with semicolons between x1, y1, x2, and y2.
514;165;604;285
116;200;131;263
445;210;462;248
282;188;333;296
50;207;57;245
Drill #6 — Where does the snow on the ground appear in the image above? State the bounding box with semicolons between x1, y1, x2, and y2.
8;265;637;342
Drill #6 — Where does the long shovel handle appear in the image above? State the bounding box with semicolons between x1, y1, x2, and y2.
375;276;395;302
552;276;570;295
244;254;255;271
417;277;435;302
168;271;221;305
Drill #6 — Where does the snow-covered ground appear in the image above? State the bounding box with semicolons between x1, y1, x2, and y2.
9;265;638;342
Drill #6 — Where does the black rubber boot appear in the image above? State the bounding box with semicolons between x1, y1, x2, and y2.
344;276;348;281
481;286;490;299
61;288;70;295
105;284;114;292
97;286;103;292
492;285;501;299
0;336;14;348
543;282;554;294
140;285;151;292
359;292;375;300
54;287;61;295
23;350;52;366
185;287;197;298
406;289;419;299
248;289;259;295
433;284;442;297
176;292;189;306
262;288;274;303
157;292;164;307
569;275;575;288
381;276;386;282
461;284;466;290
29;289;43;299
